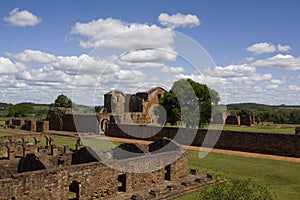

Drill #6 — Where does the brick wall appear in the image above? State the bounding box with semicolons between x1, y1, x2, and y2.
106;124;300;158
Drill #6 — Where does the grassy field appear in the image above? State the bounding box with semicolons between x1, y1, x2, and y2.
176;150;300;200
205;124;299;134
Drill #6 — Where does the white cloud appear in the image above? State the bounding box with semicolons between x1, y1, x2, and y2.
270;78;285;85
161;66;184;74
158;13;200;29
246;42;276;55
70;18;174;50
251;54;300;71
6;49;56;64
3;7;42;27
7;49;119;75
0;57;26;74
209;64;256;78
277;44;291;52
119;49;177;64
16;66;73;84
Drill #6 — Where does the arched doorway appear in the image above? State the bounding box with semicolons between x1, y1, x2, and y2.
0;146;9;160
100;118;109;133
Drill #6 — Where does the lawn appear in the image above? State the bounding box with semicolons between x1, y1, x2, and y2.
0;132;120;151
0;131;15;137
176;150;300;200
205;124;299;134
40;136;120;151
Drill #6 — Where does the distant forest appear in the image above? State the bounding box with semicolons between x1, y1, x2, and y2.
226;103;300;124
1;102;300;124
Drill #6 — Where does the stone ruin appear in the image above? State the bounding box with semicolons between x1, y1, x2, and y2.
46;107;99;133
0;134;217;199
3;118;49;132
98;87;166;132
212;113;256;126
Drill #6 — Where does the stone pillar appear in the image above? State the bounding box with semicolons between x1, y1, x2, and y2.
76;139;84;151
5;119;11;126
36;121;49;132
51;145;59;156
43;121;49;132
27;120;36;132
237;115;241;126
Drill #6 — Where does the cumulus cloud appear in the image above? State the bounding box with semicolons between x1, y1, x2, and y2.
120;49;177;63
207;64;256;78
7;49;119;75
251;54;300;71
246;42;276;55
6;49;56;64
277;44;291;52
161;66;184;74
70;18;174;50
158;13;200;29
0;57;26;74
246;42;292;55
3;7;42;27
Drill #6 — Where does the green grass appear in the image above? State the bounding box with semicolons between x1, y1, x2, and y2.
205;124;299;134
41;136;120;151
83;138;121;151
52;136;77;149
176;150;300;200
0;131;15;137
0;132;120;151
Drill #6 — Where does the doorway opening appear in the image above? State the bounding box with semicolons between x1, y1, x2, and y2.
68;181;80;200
117;174;126;192
165;165;171;181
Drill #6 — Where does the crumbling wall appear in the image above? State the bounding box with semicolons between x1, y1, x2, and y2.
0;162;119;200
36;120;49;132
225;115;239;125
240;115;252;126
106;123;300;158
0;135;189;199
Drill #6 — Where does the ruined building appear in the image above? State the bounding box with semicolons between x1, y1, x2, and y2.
0;134;210;199
98;87;166;132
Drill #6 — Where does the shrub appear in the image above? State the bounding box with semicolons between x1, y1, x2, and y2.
197;178;275;200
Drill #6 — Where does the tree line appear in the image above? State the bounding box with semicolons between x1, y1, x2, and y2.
228;103;300;124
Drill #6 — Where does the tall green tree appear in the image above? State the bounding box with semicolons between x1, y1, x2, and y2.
158;78;219;128
52;94;72;108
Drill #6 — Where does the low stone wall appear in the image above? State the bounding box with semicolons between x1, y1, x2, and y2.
106;124;300;158
62;114;99;133
0;151;188;199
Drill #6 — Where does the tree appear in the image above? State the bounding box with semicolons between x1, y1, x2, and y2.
158;78;219;128
6;103;34;118
52;94;72;108
209;89;220;106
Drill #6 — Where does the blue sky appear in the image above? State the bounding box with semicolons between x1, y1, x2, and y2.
1;0;300;105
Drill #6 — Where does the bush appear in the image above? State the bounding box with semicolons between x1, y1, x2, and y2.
197;178;275;200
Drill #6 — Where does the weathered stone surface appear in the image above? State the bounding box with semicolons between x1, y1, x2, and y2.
0;134;189;199
99;87;166;126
